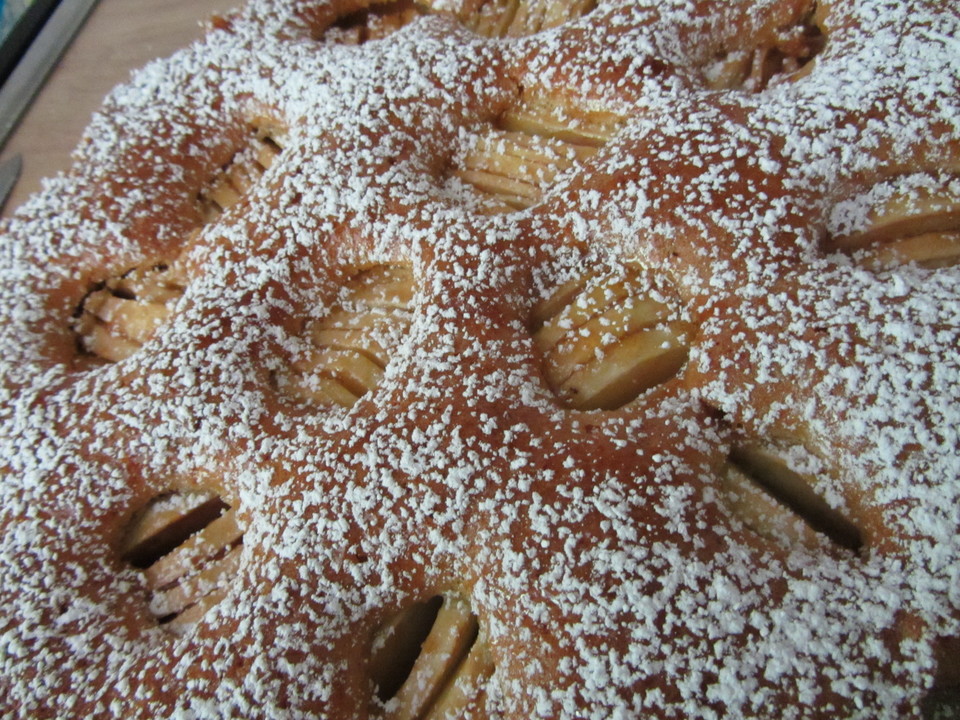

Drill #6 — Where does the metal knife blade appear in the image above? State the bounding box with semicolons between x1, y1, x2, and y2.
0;0;101;152
0;153;22;212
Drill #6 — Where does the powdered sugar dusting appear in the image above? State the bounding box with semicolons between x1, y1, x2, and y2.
1;0;959;718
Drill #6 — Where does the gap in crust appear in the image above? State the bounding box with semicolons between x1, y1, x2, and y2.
702;1;826;92
277;264;416;409
74;261;189;362
121;491;244;633
314;0;596;43
825;171;960;270
922;636;960;718
319;0;422;44
722;442;863;553
452;89;625;213
530;263;692;411
74;117;287;364
445;0;596;38
369;593;493;719
197;117;288;222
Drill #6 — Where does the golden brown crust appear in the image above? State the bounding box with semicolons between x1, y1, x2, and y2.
1;0;960;718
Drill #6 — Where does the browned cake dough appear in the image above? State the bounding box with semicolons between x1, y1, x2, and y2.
1;0;959;717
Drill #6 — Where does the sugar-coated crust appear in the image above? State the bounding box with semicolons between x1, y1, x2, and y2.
1;0;959;717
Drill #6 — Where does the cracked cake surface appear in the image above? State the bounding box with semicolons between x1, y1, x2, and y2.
1;0;960;718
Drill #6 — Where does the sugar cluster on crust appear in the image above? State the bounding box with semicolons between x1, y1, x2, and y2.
1;0;959;718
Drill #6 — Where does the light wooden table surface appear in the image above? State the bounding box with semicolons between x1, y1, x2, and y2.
1;0;238;214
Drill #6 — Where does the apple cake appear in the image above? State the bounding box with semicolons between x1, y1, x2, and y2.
1;0;959;717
